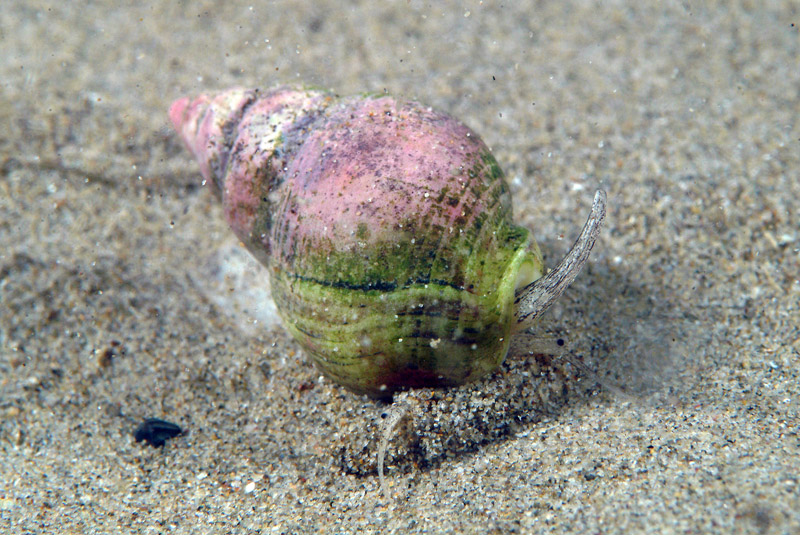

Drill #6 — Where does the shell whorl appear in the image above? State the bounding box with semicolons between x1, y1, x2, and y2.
170;87;333;262
171;86;546;396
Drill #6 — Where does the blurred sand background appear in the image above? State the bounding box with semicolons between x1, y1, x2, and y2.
1;1;798;533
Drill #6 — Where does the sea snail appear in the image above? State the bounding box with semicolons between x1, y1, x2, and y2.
169;85;606;398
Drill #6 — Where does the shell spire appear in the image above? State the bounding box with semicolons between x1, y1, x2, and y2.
169;88;253;188
170;86;332;262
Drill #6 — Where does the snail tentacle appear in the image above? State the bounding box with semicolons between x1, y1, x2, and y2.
377;400;411;497
509;332;595;377
507;333;569;357
514;189;607;330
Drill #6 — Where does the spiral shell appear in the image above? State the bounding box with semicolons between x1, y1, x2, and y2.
170;85;604;397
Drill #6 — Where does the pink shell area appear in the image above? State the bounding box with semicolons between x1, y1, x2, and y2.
170;87;514;285
220;89;331;251
274;96;499;261
169;88;253;185
170;87;333;256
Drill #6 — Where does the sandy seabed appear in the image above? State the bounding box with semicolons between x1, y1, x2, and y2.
1;2;798;533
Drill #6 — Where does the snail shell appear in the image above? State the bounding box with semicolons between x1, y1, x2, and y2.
169;86;606;398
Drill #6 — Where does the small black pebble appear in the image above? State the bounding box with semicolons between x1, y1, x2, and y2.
134;418;183;448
